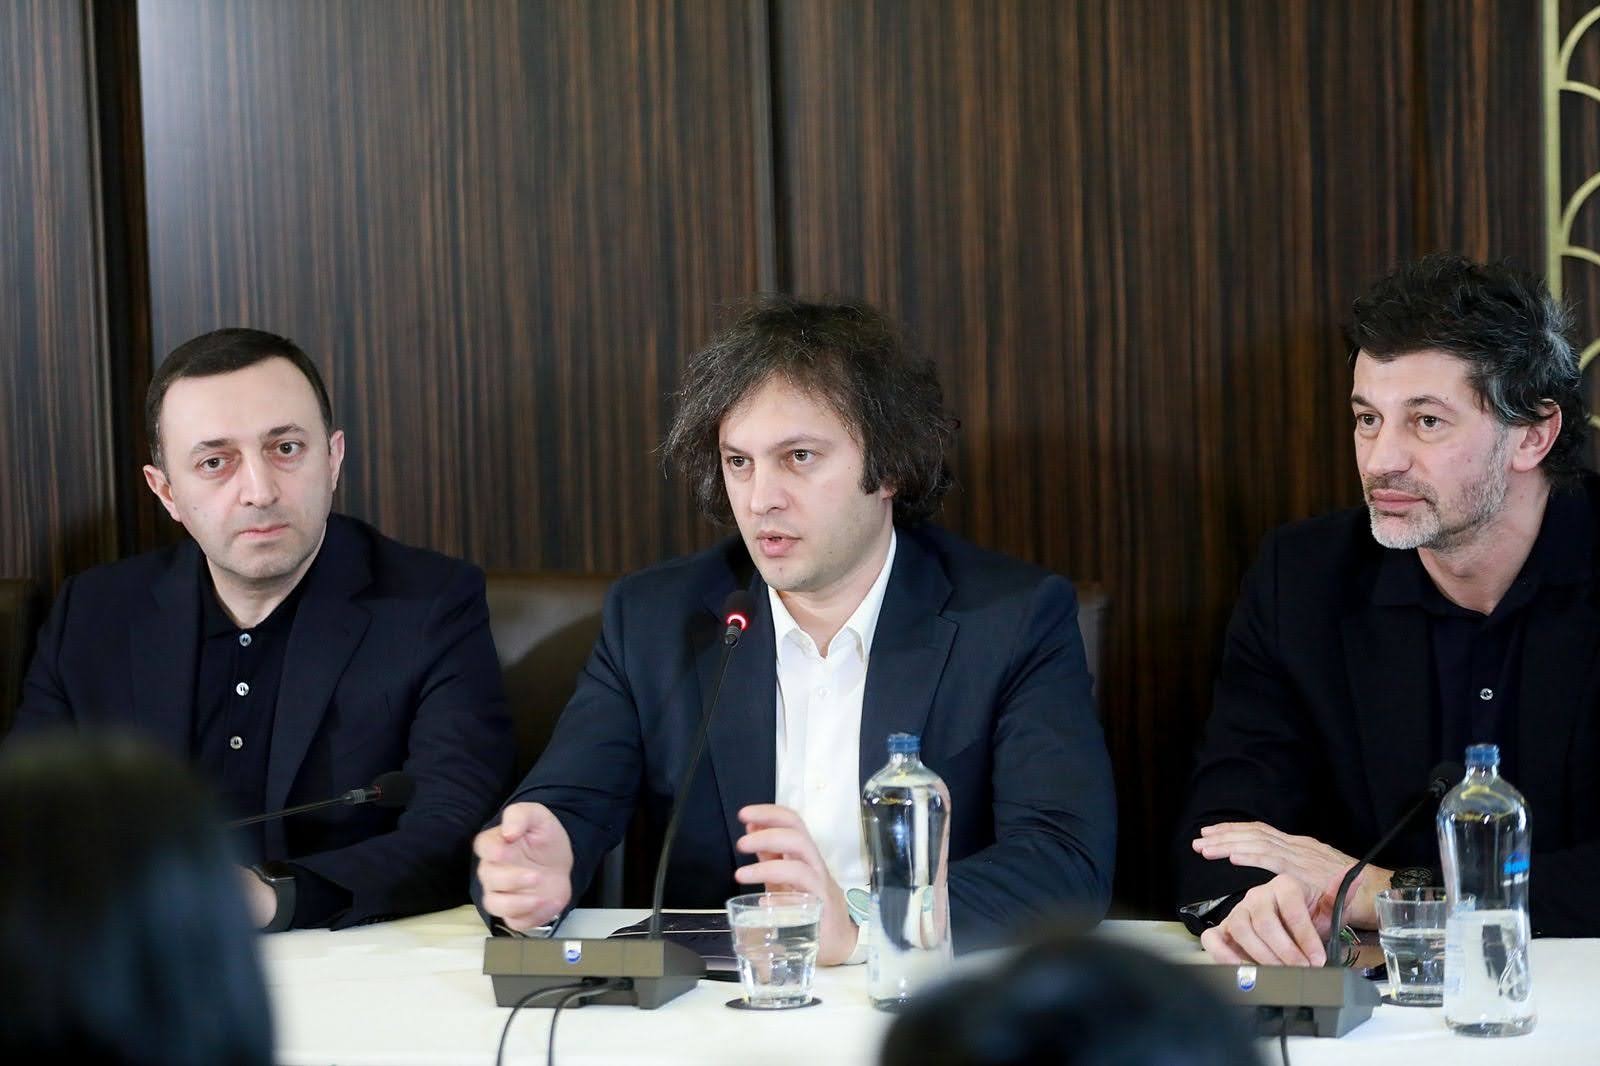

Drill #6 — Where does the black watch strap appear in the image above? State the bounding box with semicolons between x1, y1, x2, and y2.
1389;866;1437;890
250;861;298;933
1178;891;1245;936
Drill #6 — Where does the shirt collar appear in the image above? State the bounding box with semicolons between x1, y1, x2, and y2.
769;529;898;661
198;554;315;638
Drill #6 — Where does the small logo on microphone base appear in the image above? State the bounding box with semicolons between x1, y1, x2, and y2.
563;941;583;964
1236;965;1257;992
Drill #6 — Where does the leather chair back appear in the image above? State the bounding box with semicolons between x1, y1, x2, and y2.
1075;582;1108;711
0;579;40;738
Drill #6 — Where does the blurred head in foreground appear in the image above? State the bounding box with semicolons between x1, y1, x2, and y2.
0;734;272;1066
880;934;1260;1066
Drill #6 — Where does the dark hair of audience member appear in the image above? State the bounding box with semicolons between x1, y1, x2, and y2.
663;294;959;526
880;934;1261;1066
1346;253;1588;486
0;734;273;1066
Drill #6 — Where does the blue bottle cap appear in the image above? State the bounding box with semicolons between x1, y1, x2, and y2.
1465;743;1500;770
886;733;920;755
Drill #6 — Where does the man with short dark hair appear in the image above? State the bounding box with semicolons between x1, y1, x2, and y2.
14;328;514;930
1177;254;1600;963
474;296;1115;961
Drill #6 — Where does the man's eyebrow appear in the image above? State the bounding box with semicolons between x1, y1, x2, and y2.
262;423;307;439
1349;393;1458;409
188;437;235;456
719;433;833;452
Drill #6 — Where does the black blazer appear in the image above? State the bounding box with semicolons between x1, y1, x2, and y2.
13;514;515;927
1175;476;1600;936
481;524;1116;949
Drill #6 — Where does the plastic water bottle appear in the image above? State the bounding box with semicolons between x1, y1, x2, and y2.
1436;743;1536;1036
860;732;952;1010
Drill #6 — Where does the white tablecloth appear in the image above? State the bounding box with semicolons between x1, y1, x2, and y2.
263;906;1600;1065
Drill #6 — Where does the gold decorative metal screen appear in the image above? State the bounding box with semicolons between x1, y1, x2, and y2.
1546;0;1600;426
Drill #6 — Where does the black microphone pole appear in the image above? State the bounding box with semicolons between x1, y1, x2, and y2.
648;591;752;938
227;771;415;828
1322;761;1463;965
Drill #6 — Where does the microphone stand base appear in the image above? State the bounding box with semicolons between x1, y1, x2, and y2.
484;937;706;1010
1196;964;1381;1038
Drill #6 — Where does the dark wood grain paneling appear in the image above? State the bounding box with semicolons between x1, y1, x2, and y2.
136;0;760;571
775;0;1544;913
0;0;119;585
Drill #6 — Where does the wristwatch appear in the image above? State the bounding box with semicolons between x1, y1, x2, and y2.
249;861;298;933
1389;866;1436;890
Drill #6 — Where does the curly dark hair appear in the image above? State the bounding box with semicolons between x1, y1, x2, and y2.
1347;254;1588;485
664;295;957;525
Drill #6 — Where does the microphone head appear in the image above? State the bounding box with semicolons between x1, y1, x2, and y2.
721;590;755;637
370;771;415;809
1427;761;1465;797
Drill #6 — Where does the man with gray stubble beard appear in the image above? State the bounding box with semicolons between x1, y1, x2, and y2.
1175;254;1600;963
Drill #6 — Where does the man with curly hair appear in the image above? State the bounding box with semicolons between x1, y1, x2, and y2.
474;296;1115;961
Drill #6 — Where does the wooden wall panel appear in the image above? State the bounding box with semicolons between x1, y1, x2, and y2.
775;0;1544;912
0;0;118;585
135;0;760;571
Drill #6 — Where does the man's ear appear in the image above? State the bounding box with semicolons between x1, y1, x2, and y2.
327;429;346;492
1509;403;1562;473
142;463;183;522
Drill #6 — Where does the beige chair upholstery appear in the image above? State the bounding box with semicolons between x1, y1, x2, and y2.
0;578;40;739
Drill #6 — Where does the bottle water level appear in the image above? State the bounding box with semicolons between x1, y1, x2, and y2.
730;909;820;1008
863;791;950;1009
1444;909;1536;1036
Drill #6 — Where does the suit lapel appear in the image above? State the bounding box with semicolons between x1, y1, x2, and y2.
703;559;776;851
129;541;202;755
264;519;371;826
1343;593;1433;832
859;532;956;788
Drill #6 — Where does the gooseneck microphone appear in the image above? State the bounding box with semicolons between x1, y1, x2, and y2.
483;589;757;1011
1197;760;1464;1039
648;589;753;939
226;771;415;828
1321;760;1463;966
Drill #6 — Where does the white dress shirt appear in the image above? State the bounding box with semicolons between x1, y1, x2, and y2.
770;530;897;901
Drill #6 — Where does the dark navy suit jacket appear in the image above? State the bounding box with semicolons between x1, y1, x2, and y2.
13;514;515;927
483;524;1116;950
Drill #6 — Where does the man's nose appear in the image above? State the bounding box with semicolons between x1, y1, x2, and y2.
236;453;279;507
1360;423;1411;479
747;464;788;514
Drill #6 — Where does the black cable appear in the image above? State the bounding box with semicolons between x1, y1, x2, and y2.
1279;1007;1291;1066
494;982;586;1066
547;981;628;1065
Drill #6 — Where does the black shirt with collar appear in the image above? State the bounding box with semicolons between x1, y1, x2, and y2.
1369;485;1594;787
191;552;351;927
192;561;307;858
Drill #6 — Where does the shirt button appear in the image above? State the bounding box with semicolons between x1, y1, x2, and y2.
817;687;829;698
1479;688;1494;701
235;681;250;697
239;632;252;647
229;735;243;750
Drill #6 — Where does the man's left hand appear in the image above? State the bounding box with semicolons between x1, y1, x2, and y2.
1193;821;1390;928
238;865;278;929
734;803;858;966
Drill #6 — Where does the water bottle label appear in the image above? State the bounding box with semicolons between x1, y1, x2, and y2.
1503;852;1529;878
